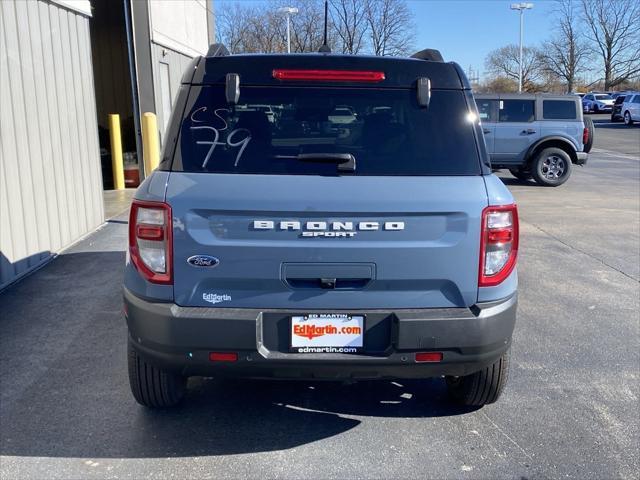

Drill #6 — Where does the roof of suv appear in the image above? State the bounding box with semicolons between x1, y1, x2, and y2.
474;93;581;101
183;48;470;90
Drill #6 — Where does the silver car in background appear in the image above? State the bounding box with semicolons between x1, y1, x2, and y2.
620;92;640;125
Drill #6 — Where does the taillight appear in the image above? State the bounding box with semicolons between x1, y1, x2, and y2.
272;69;385;82
583;127;589;145
479;204;519;287
129;200;172;284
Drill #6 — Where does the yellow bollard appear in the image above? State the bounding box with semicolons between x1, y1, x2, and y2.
142;112;160;176
108;114;125;190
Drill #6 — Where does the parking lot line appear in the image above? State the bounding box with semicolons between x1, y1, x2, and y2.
591;148;640;161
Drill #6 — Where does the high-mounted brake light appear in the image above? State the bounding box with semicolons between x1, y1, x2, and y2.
129;200;173;284
272;69;385;82
479;204;519;287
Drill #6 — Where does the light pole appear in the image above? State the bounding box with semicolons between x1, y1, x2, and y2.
278;6;299;53
510;2;533;93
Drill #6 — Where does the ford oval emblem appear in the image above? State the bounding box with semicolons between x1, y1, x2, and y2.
187;255;220;268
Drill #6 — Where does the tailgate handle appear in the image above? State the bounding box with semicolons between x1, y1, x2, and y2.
320;278;337;289
282;263;375;290
286;277;371;290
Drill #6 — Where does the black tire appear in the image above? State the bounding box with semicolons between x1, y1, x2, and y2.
531;147;572;187
583;116;594;153
593;104;599;113
624;111;634;125
446;349;510;406
128;340;186;408
509;168;532;181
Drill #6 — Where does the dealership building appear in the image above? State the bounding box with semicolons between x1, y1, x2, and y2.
0;0;215;289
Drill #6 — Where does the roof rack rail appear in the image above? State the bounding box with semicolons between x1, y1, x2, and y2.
207;43;230;57
411;49;444;62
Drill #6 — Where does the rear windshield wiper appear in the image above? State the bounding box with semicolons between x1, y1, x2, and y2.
296;153;356;172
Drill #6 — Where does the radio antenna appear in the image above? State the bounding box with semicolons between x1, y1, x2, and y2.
319;0;331;53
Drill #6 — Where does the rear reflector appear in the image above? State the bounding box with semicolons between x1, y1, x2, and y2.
209;352;238;362
136;224;164;241
272;69;385;82
415;352;443;362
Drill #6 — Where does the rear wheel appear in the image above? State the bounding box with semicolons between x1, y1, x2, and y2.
531;147;572;187
508;168;532;181
128;340;186;408
624;111;634;125
446;349;510;406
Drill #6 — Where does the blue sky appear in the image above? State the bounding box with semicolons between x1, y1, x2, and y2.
216;0;557;79
409;0;555;78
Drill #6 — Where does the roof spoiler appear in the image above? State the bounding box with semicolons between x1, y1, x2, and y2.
207;43;230;57
411;49;444;62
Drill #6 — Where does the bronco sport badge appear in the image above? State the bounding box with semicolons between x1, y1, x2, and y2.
252;220;405;238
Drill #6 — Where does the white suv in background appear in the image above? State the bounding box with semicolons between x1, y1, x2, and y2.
582;93;615;113
621;92;640;125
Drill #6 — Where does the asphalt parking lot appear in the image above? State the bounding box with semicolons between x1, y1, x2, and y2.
1;115;638;479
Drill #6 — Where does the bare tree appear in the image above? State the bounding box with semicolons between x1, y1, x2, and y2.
329;0;368;54
581;0;640;90
216;3;255;53
218;0;414;57
477;77;519;94
539;0;590;92
243;7;283;53
485;45;544;92
287;0;331;52
365;0;415;57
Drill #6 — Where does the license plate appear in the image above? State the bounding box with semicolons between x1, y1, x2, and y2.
290;314;364;353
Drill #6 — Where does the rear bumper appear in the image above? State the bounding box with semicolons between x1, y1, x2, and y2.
124;288;517;379
575;152;588;165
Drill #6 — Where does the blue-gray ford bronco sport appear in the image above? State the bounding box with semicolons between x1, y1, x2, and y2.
124;45;519;408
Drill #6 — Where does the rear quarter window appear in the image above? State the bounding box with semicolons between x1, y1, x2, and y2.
172;86;482;176
499;99;535;122
476;99;497;122
542;100;577;120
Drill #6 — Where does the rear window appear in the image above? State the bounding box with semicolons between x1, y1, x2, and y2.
173;86;481;176
542;100;577;119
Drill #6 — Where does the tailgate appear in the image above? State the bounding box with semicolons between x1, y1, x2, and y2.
167;173;487;309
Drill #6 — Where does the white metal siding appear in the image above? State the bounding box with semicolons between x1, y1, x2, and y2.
148;0;210;58
151;43;193;141
0;0;104;289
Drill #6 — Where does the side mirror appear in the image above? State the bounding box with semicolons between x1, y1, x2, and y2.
417;77;431;108
226;73;240;105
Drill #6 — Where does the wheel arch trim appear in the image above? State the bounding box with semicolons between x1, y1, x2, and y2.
525;136;578;165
